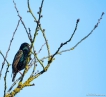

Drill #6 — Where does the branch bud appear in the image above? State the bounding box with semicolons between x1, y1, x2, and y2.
43;29;45;32
77;19;80;23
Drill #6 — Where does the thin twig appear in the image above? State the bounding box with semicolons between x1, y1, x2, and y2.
0;19;21;78
4;64;10;97
72;12;105;50
30;63;37;77
31;0;44;48
8;77;21;92
37;42;46;54
54;12;105;54
28;28;33;42
30;47;37;76
0;51;10;65
40;28;50;57
27;0;37;21
28;0;50;62
3;19;21;97
52;19;80;58
13;0;32;42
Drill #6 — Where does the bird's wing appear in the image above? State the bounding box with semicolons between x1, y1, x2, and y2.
12;50;23;73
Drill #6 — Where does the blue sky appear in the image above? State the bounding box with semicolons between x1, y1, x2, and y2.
0;0;106;97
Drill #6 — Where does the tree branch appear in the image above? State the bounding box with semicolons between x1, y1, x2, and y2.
0;19;21;78
13;0;33;42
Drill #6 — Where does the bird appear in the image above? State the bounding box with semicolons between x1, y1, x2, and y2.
12;42;30;82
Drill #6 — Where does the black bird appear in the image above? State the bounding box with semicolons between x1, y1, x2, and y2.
12;42;30;82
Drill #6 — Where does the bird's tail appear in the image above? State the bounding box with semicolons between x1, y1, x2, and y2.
12;73;17;82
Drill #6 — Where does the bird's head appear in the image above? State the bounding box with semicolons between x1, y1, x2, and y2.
19;42;30;52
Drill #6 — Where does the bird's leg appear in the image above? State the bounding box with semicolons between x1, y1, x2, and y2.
18;70;23;75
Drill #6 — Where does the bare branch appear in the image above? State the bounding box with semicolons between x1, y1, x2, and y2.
28;0;50;63
0;19;21;78
18;0;45;82
45;19;80;67
30;0;45;49
8;77;21;92
13;0;32;42
27;0;37;21
71;12;105;50
37;42;46;54
4;64;10;97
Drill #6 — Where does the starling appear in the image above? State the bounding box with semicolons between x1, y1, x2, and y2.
12;42;30;82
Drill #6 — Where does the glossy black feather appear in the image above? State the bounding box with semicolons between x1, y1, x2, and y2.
12;42;30;82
